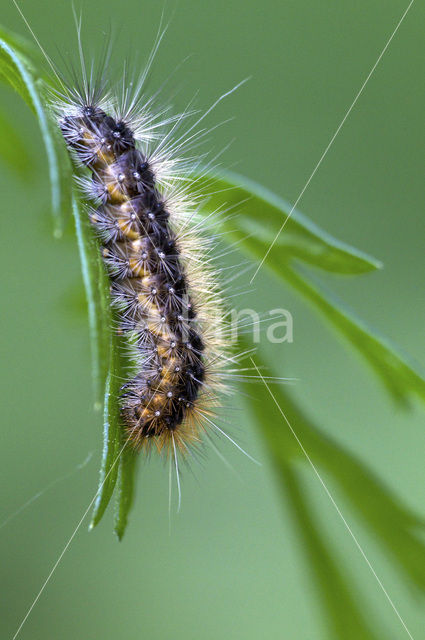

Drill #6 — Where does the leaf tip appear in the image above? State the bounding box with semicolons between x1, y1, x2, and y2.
372;257;384;270
114;527;125;541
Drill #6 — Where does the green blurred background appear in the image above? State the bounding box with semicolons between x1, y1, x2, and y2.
1;0;424;638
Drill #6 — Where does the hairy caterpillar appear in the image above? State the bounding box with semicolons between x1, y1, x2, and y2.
49;21;255;482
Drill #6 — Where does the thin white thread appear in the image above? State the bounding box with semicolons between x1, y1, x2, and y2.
250;0;415;284
250;357;415;640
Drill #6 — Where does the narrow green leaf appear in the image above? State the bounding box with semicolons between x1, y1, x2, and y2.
282;463;384;640
114;448;138;541
0;36;71;236
90;328;137;533
72;195;110;408
72;195;127;531
63;195;137;535
193;171;381;275
284;265;425;406
242;342;425;589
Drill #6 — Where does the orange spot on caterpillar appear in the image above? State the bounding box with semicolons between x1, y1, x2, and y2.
116;218;139;239
105;182;127;203
128;258;147;276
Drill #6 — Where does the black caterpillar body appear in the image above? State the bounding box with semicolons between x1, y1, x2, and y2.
60;104;209;450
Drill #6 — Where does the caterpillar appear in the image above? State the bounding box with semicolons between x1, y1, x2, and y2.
51;23;247;475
